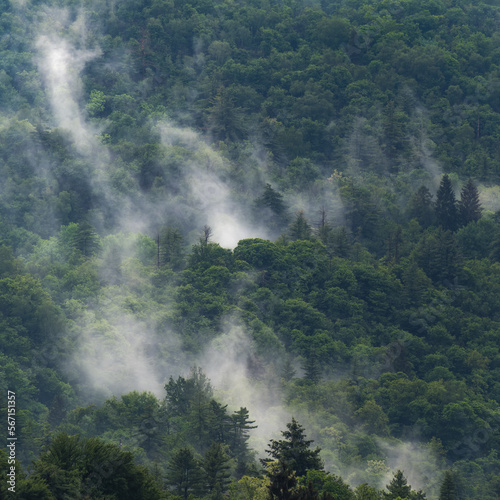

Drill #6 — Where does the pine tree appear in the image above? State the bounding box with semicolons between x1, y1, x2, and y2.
439;471;457;500
289;211;312;241
262;418;323;477
435;174;459;231
230;407;257;476
384;470;412;499
164;367;213;418
459;178;482;226
166;447;202;500
408;186;434;228
208;400;231;444
267;458;299;500
159;226;184;269
303;355;321;384
70;221;101;257
202;442;231;495
281;357;296;382
254;184;290;233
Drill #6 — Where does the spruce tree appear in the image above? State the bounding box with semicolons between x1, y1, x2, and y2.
267;458;299;500
383;470;412;499
408;186;434;228
281;357;296;382
303;355;321;384
459;178;482;226
289;211;312;241
202;442;231;495
254;184;290;233
262;418;323;477
159;226;184;269
439;471;457;500
230;407;257;476
166;447;202;500
435;174;459;231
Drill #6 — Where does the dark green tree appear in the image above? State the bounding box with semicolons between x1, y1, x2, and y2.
435;174;459;231
289;211;313;241
207;87;244;142
262;418;323;477
267;458;299;500
27;434;166;499
281;357;296;382
230;407;257;475
383;470;425;499
383;470;412;499
458;178;482;226
412;228;461;283
254;184;290;233
439;471;457;500
164;367;213;418
166;447;202;500
208;400;231;444
408;186;435;228
71;221;101;257
158;226;184;270
202;442;231;495
303;354;321;384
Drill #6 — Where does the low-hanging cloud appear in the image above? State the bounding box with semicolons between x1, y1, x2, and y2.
35;10;102;155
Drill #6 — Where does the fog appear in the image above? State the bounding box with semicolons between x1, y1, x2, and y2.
25;4;447;496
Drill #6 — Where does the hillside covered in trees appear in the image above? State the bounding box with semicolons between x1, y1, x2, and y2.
2;0;500;498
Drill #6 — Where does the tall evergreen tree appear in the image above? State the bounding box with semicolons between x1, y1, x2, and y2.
435;174;459;231
413;228;461;283
267;458;299;500
254;184;290;233
439;471;457;500
281;357;297;382
230;407;257;463
458;178;482;226
289;211;312;241
164;367;213;418
262;419;323;477
383;470;426;500
408;186;434;228
383;470;412;499
166;448;202;500
303;354;321;384
202;442;231;495
159;226;184;269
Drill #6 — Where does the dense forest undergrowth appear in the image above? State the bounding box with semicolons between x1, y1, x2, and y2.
2;0;500;498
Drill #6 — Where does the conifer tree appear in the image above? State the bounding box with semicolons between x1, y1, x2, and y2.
281;357;296;382
254;184;290;233
303;355;321;384
383;470;426;500
262;418;323;477
202;442;231;495
230;407;257;476
383;470;412;499
439;471;457;500
166;447;202;500
458;178;482;226
159;226;184;269
289;211;312;241
408;186;434;228
267;458;299;500
435;174;459;231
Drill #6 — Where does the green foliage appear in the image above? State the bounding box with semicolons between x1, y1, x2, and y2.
435;175;459;232
24;433;166;499
4;0;500;497
166;447;202;499
262;418;323;478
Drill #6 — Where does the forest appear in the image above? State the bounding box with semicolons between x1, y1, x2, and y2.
2;0;500;498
